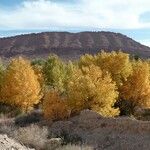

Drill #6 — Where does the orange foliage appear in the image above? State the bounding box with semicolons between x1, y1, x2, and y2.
43;90;70;120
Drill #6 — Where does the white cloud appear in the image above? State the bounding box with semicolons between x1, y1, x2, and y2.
139;39;150;47
1;0;150;30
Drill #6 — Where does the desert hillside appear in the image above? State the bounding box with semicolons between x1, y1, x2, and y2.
0;110;150;150
0;31;150;59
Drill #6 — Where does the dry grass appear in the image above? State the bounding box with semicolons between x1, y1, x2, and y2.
12;124;48;149
0;116;15;135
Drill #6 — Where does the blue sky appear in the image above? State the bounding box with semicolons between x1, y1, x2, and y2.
0;0;150;46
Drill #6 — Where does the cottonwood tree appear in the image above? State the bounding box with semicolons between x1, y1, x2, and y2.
120;60;150;111
43;55;66;92
0;57;42;112
66;65;119;117
96;51;132;87
42;89;69;120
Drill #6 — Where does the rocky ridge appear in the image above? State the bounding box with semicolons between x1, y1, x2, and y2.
0;31;150;59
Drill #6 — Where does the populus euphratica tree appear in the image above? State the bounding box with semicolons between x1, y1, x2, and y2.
0;57;42;112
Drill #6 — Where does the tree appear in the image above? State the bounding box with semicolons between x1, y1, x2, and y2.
66;65;119;117
78;54;96;68
43;55;66;92
0;57;42;112
120;60;150;111
63;61;78;93
96;51;132;87
42;89;69;120
31;58;45;66
0;59;4;88
32;65;44;88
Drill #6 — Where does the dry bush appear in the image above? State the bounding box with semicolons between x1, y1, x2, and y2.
0;103;22;118
15;110;43;127
0;122;15;135
56;144;94;150
12;124;48;150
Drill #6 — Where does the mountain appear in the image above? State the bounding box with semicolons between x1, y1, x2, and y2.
0;31;150;59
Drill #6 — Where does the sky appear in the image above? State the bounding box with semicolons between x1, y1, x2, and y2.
0;0;150;46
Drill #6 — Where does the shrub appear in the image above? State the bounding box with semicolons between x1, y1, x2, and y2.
43;90;70;120
12;124;48;149
58;129;83;145
15;110;43;127
0;102;22;117
0;57;42;112
114;99;134;116
0;120;15;135
56;144;94;150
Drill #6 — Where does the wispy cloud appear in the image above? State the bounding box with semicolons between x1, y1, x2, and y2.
0;0;150;30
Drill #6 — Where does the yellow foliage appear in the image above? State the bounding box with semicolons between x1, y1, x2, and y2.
32;65;44;88
43;90;69;120
96;51;132;86
78;54;96;68
0;57;42;112
66;65;119;117
120;60;150;108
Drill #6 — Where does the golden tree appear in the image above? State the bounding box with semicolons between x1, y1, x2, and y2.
78;54;96;68
0;57;42;112
96;51;132;86
32;65;44;88
42;89;69;120
120;60;150;109
0;60;4;88
66;65;119;117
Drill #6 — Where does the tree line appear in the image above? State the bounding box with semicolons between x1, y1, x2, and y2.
0;51;149;120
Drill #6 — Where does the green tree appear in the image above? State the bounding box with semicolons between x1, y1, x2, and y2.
31;58;45;67
43;55;66;92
